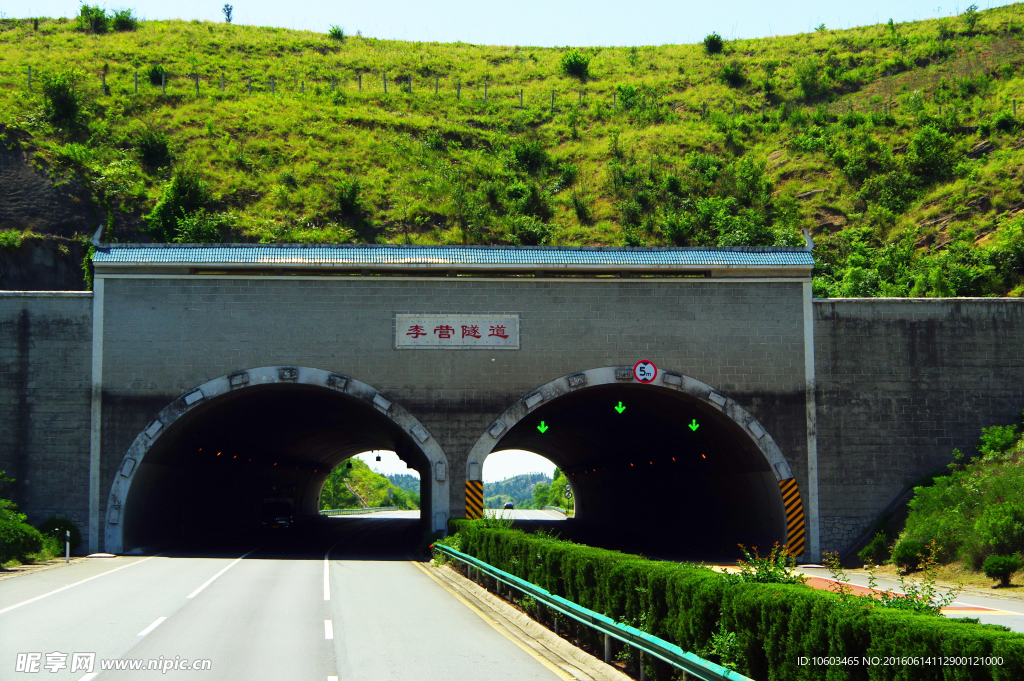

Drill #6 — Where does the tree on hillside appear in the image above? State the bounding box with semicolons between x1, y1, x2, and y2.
320;458;419;510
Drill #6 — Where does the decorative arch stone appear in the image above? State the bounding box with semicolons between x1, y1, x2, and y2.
105;366;449;553
464;366;805;555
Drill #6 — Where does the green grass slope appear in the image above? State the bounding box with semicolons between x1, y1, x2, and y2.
2;5;1024;295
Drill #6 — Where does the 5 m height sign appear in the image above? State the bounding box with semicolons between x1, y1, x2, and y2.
633;360;657;383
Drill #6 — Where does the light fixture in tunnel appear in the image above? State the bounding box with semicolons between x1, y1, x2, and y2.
376;453;381;462
346;461;352;469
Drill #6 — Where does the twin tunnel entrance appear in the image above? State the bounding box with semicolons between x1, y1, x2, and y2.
108;367;805;561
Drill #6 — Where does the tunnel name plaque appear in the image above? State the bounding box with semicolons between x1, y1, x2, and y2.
395;314;520;349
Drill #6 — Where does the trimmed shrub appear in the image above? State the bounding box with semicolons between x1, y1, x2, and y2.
703;32;724;55
147;64;168;86
39;71;81;126
983;554;1023;587
327;25;345;42
891;536;926;571
36;516;81;552
447;522;1024;680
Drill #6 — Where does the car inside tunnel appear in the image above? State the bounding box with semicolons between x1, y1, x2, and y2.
489;384;788;561
120;384;428;551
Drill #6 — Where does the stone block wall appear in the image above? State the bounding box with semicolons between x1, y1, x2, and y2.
0;292;92;531
813;299;1024;554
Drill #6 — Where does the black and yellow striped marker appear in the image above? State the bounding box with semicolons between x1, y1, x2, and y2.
778;477;805;557
465;480;484;520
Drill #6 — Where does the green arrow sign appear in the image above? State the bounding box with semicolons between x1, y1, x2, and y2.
537;421;549;433
688;419;700;431
614;401;626;414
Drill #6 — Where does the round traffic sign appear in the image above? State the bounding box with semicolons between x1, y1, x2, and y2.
564;490;573;499
633;359;657;383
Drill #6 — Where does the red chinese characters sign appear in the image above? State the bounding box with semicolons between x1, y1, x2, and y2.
396;315;519;349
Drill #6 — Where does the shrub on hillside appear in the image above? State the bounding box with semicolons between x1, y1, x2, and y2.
328;25;344;42
983;554;1023;587
147;64;168;86
174;209;226;243
891;536;926;571
703;32;723;54
509;140;550;174
560;49;590;80
135;129;171;167
719;62;745;87
505;215;551;246
794;58;823;99
144;167;213;242
858;531;891;564
40;71;82;126
78;4;109;33
333;177;364;217
36;516;81;552
111;9;138;31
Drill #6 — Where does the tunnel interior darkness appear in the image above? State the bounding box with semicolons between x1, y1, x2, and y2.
122;384;428;550
491;384;788;560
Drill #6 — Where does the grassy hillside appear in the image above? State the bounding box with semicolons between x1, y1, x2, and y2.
319;457;419;510
484;472;550;509
2;6;1024;295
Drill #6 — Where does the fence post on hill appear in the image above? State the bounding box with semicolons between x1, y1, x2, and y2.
578;90;582;106
551;89;555;110
102;72;106;95
248;76;252;95
457;82;461;99
435;75;439;95
134;71;138;94
301;80;305;94
519;88;523;108
383;73;387;94
484;83;488;103
161;71;165;94
358;73;362;92
221;72;225;93
612;90;615;108
27;65;31;89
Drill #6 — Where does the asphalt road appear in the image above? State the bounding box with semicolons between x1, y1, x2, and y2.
0;516;563;680
797;567;1024;632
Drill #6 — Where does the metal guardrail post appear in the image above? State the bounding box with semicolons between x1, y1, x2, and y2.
604;633;611;663
432;543;751;681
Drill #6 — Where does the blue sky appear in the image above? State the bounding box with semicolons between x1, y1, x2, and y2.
9;0;1014;46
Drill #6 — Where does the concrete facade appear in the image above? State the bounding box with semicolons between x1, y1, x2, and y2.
3;265;1022;557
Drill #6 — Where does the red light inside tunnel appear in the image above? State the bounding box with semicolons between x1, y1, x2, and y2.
233;455;237;459
630;463;634;467
273;463;277;466
701;454;707;459
216;452;221;456
649;461;652;465
671;457;676;462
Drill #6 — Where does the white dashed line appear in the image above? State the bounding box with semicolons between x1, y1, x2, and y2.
137;616;167;637
325;619;334;640
186;549;256;599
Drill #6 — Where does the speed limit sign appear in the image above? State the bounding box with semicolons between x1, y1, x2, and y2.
633;359;657;383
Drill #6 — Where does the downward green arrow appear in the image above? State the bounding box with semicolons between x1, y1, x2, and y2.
537;421;549;433
688;419;700;431
614;401;626;414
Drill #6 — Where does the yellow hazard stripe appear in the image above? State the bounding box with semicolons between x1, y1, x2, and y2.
465;481;484;520
778;477;806;557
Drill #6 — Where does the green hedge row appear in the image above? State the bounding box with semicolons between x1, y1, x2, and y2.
448;520;1024;681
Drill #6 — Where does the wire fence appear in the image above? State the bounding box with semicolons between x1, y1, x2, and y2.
15;62;1021;122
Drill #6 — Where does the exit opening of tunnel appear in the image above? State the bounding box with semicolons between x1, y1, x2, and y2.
472;376;795;562
109;370;441;554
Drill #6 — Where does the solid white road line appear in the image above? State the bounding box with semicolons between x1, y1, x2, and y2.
137;616;167;637
0;556;157;616
328;676;339;681
324;619;334;640
186;549;256;599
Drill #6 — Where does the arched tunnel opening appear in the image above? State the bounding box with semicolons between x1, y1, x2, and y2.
489;384;788;561
121;384;431;552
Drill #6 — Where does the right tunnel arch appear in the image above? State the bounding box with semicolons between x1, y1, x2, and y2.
466;367;805;560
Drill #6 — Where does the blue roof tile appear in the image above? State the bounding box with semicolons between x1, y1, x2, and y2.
93;244;814;268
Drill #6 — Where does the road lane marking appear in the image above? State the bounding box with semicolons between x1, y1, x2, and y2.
0;556;157;616
79;674;98;681
137;616;167;636
325;619;334;639
328;677;339;681
323;555;331;601
186;549;256;599
411;562;574;681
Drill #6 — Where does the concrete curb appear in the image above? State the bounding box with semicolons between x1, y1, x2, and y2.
429;562;633;681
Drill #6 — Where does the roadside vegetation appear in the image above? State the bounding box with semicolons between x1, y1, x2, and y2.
0;471;82;568
858;409;1024;588
440;519;1023;680
2;5;1024;295
319;457;419;510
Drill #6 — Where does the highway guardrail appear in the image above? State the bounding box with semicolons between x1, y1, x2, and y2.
432;543;751;681
320;506;399;516
543;505;567;515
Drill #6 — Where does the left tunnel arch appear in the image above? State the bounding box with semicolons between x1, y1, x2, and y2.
466;367;804;560
105;367;449;553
